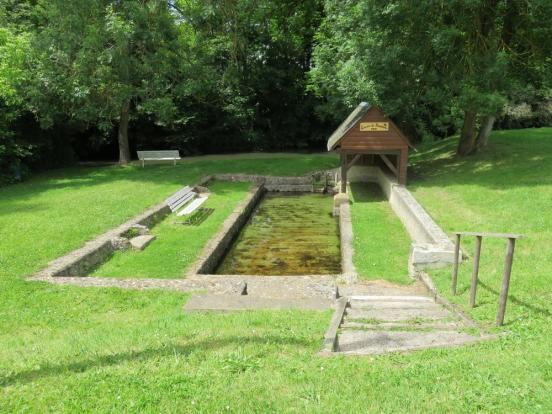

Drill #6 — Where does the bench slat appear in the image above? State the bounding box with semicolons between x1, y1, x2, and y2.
170;192;195;211
166;186;192;205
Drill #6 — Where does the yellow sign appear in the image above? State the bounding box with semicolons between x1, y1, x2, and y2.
360;122;389;132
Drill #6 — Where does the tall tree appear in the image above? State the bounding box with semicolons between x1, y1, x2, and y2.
310;0;552;155
28;0;182;163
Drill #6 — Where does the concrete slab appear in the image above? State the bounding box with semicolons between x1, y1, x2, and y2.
183;294;333;312
340;321;462;331
337;330;483;354
129;234;156;250
345;307;451;322
349;300;440;310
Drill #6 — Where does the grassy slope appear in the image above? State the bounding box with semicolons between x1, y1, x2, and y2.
91;181;251;278
349;182;412;284
1;138;552;412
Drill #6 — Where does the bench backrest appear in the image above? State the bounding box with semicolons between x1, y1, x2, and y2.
137;150;180;160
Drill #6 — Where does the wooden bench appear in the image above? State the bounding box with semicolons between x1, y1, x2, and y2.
165;186;195;212
137;150;180;167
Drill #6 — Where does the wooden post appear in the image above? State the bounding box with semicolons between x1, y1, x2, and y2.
469;235;482;308
398;149;408;185
340;152;347;193
496;238;516;326
451;233;461;295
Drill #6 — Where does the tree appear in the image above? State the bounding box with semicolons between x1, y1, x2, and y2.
28;0;182;163
310;0;552;155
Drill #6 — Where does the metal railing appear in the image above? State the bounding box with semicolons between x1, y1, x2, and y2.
451;231;525;326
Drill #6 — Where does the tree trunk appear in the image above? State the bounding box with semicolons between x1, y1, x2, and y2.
118;100;131;164
457;111;478;156
475;115;496;149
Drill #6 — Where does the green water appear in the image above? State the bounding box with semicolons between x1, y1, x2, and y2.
216;193;341;275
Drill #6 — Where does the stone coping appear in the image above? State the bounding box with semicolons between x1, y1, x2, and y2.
340;165;455;272
29;172;349;283
186;183;265;275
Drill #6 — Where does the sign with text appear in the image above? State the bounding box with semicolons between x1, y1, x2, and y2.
360;122;389;132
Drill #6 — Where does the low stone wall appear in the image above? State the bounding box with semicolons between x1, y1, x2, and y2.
33;176;213;278
339;202;357;283
214;173;313;192
36;202;171;277
187;184;265;275
343;165;455;272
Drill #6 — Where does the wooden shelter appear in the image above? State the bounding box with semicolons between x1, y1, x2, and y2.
327;102;412;192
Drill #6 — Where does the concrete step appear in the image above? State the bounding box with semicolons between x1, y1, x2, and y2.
348;299;441;310
340;321;462;331
337;330;483;355
345;307;452;322
349;295;433;302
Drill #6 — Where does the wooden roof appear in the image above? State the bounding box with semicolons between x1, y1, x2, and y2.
327;103;413;152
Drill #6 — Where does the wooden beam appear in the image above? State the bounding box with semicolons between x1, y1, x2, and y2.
340;149;401;155
398;149;408;185
452;231;525;239
340;153;348;193
379;154;398;177
347;154;361;169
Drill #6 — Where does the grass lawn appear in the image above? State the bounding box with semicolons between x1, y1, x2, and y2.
91;181;251;278
349;182;411;284
1;137;552;412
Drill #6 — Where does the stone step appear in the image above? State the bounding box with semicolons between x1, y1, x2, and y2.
349;295;433;302
337;330;483;355
129;234;156;251
349;299;441;310
345;307;452;322
340;321;462;331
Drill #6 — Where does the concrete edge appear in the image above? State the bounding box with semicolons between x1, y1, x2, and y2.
29;176;213;279
321;297;349;353
342;165;455;272
416;271;480;330
338;202;357;283
337;333;499;356
186;184;265;275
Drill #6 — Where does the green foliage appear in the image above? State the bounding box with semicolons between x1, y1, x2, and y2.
310;0;552;144
27;0;182;132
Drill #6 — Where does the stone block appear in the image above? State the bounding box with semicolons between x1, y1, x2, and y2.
131;224;150;236
130;235;156;251
111;236;130;251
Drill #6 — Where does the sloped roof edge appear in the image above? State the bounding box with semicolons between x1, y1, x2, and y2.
326;102;371;151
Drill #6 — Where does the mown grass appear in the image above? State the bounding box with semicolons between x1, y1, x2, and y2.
349;182;412;284
91;181;251;278
1;137;552;412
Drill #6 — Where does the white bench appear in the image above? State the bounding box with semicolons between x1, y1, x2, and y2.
165;186;195;212
137;150;180;167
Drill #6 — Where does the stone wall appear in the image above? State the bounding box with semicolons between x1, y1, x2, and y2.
214;173;314;192
33;176;213;278
339;202;357;282
338;165;455;272
187;184;266;275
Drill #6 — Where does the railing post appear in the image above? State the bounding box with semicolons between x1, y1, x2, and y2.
469;235;482;308
451;233;461;295
496;238;516;326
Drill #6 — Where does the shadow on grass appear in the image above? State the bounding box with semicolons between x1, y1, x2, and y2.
477;280;552;318
348;182;386;204
0;333;314;388
408;129;552;190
